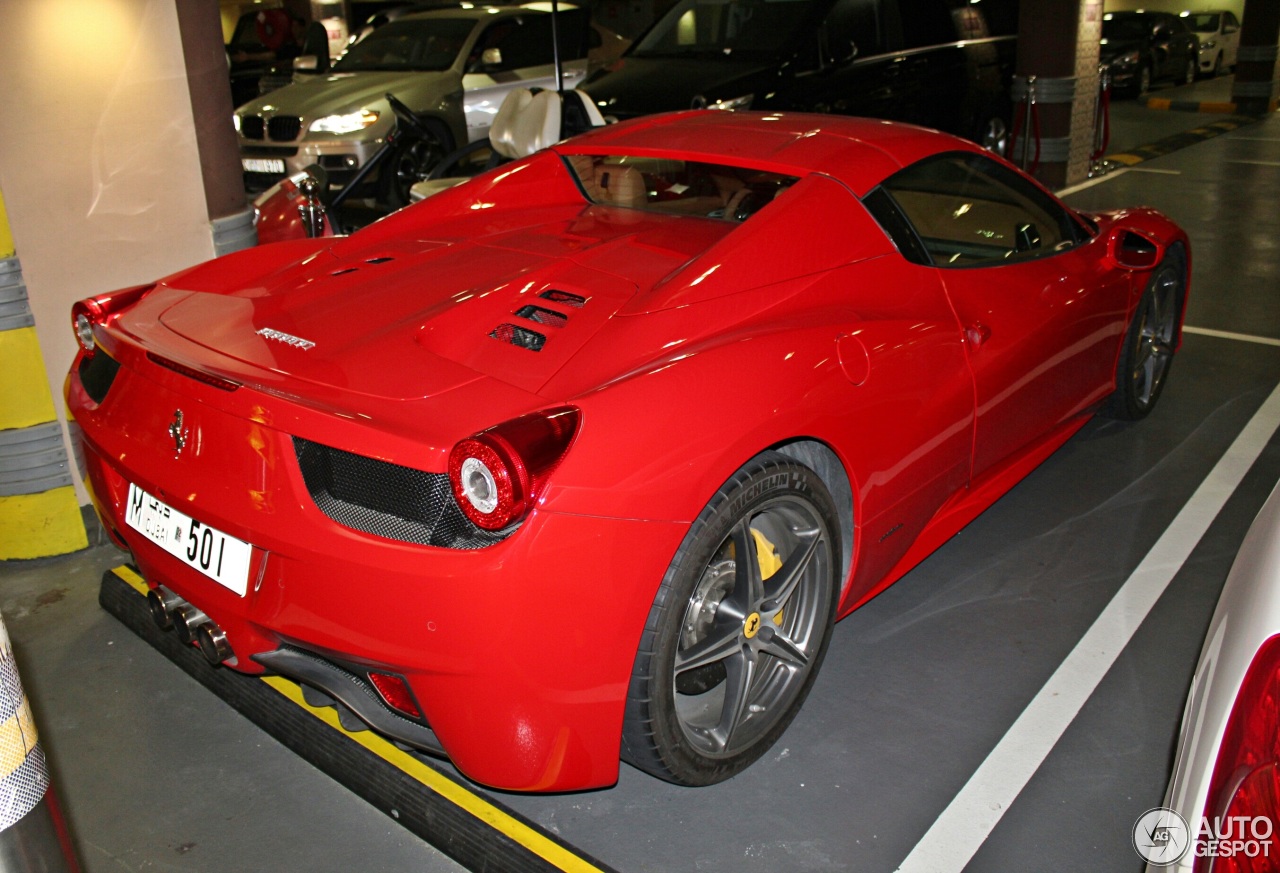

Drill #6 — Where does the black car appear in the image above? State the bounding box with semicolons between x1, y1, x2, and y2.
1099;11;1199;98
582;0;1017;154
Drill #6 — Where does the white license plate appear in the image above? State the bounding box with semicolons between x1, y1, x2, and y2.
242;157;286;174
124;483;253;596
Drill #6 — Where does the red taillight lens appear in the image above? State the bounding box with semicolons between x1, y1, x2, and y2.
447;406;580;531
70;283;156;352
1195;633;1280;873
367;672;423;720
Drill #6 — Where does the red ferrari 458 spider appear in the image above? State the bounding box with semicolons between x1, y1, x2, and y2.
67;110;1189;792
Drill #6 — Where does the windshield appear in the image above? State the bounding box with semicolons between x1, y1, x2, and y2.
1101;15;1151;42
1186;13;1221;33
632;0;825;60
334;18;474;71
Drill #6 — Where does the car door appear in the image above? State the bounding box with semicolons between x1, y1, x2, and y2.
461;10;591;142
867;152;1130;478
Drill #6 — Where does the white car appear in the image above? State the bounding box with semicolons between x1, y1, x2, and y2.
235;4;607;207
1151;479;1280;871
1185;9;1240;78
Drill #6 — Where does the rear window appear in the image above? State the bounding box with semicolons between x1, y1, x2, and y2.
563;155;798;222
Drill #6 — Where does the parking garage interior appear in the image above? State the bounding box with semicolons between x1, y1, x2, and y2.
2;1;1280;871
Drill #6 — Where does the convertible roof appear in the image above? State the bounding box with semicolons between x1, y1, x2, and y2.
554;110;983;197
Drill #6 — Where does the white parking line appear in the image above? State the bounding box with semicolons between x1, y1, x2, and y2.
895;380;1280;873
1056;170;1128;196
1184;326;1280;347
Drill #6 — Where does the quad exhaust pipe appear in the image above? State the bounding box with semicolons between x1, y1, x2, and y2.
147;585;234;666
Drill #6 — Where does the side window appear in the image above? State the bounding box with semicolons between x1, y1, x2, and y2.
892;0;956;48
1225;11;1240;31
871;153;1080;267
472;11;588;72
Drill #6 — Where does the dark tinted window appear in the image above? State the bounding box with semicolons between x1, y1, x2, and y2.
824;0;887;57
1187;12;1221;33
873;152;1080;267
1102;14;1153;42
632;0;826;60
894;0;956;48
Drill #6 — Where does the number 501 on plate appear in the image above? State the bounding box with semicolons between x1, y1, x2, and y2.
124;482;253;596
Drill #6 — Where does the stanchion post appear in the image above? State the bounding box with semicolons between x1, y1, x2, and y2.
0;613;80;872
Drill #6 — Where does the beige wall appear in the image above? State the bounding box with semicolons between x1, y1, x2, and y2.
0;0;217;502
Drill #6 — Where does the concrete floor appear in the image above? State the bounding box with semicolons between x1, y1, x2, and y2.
3;75;1278;872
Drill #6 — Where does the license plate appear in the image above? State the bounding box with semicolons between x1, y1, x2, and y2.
124;483;253;596
242;157;286;174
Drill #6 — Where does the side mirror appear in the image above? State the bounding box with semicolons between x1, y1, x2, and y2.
1108;228;1164;270
829;39;858;67
293;55;319;71
481;47;503;67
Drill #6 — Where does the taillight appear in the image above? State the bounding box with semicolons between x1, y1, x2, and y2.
70;283;156;353
447;406;580;531
1195;633;1280;872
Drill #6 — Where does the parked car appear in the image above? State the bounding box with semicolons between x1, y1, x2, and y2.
68;110;1188;792
1184;9;1241;78
1151;479;1280;871
234;4;598;206
582;0;1018;155
1099;11;1199;98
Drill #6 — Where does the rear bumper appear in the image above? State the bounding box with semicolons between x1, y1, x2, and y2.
68;351;688;791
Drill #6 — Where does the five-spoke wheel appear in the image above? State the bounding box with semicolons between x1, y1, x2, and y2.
621;453;840;785
1108;247;1185;420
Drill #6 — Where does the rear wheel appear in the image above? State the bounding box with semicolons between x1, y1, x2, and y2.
1184;56;1198;85
620;453;840;786
1106;247;1185;420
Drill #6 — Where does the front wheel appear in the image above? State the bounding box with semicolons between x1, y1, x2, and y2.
1184;56;1198;85
620;452;841;786
1106;247;1185;420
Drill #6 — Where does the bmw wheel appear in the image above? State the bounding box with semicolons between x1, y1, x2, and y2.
621;452;840;785
1184;57;1198;85
1107;246;1185;420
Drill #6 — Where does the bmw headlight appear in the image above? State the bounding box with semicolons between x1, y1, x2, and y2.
1115;50;1140;67
709;94;754;111
309;109;380;135
1201;39;1217;50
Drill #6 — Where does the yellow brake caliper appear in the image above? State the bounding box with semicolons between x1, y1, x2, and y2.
750;528;785;626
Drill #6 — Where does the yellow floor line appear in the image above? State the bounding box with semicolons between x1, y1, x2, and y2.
110;566;605;873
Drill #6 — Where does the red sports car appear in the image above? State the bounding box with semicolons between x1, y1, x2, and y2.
66;110;1189;792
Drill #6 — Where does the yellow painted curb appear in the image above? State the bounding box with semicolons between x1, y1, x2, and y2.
0;487;88;559
0;327;57;431
0;190;12;260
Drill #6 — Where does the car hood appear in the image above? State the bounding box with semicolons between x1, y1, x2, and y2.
584;57;776;116
143;209;735;401
237;70;459;122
